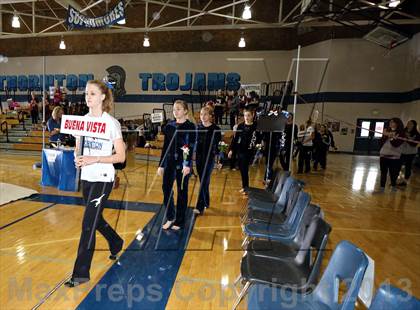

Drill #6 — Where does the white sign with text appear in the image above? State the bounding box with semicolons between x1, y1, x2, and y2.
60;115;111;139
151;112;164;123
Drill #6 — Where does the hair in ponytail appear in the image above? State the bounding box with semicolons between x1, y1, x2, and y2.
87;80;114;113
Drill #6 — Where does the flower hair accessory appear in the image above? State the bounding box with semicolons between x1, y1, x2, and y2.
102;76;116;90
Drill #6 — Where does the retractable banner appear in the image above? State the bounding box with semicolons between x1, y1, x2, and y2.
66;1;125;29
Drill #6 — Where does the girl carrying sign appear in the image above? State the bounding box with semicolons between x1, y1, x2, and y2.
65;80;125;287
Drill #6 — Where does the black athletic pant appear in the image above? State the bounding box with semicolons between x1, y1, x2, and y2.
214;106;224;125
279;147;292;171
400;154;416;180
230;111;238;129
224;110;229;125
31;112;38;124
298;146;312;173
380;157;401;187
265;148;280;181
72;181;123;281
238;151;253;190
314;148;328;170
196;157;214;212
162;165;190;226
230;149;237;169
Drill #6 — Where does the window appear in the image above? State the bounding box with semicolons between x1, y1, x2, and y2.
361;121;370;137
374;122;384;137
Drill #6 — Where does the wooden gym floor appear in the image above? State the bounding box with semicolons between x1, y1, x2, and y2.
0;152;419;309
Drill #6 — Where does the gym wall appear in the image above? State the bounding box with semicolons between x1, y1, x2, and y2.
1;34;418;152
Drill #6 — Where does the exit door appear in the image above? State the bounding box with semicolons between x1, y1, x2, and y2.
354;118;389;155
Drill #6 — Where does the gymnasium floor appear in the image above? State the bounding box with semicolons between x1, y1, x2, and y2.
0;152;419;309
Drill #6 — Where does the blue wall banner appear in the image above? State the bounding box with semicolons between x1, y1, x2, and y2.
0;71;240;92
67;1;125;29
138;72;241;92
0;74;94;91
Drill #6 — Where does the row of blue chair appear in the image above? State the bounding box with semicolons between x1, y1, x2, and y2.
233;171;420;310
246;244;420;310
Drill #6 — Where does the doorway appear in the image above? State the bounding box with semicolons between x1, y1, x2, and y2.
353;118;389;155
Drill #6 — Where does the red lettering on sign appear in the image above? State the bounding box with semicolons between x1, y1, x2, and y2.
100;123;106;134
93;122;99;133
87;121;92;132
65;119;85;131
86;121;105;133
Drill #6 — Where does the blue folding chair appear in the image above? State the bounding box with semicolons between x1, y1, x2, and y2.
247;176;297;211
246;178;302;224
242;176;299;224
247;240;369;310
242;191;311;246
240;173;292;221
369;284;420;310
248;169;290;199
233;217;331;309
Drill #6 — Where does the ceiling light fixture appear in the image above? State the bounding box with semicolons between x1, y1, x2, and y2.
143;34;150;47
242;4;251;20
0;55;9;63
59;36;66;50
388;0;400;8
12;13;20;28
238;36;246;48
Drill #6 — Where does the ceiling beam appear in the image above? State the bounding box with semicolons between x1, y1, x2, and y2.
54;0;82;11
148;0;170;28
44;0;67;31
151;0;250;29
0;0;36;4
282;0;302;23
0;4;2;33
1;17;419;39
145;0;148;28
143;0;260;24
80;0;97;17
187;0;190;26
190;0;212;26
278;0;283;23
0;8;62;21
231;0;235;25
32;1;35;32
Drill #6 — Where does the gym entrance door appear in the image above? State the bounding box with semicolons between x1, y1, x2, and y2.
354;118;388;155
